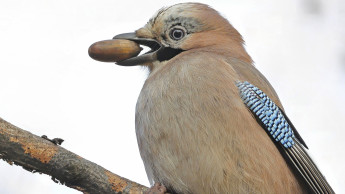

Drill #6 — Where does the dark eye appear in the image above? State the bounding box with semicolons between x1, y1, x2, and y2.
169;28;185;40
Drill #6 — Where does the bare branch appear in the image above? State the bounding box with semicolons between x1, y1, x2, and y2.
0;117;148;194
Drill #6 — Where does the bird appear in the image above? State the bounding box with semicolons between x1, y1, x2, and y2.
112;3;334;193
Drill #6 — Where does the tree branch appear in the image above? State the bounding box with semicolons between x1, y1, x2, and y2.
0;117;148;193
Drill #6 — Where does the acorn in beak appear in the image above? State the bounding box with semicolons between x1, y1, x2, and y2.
89;32;182;66
88;32;161;66
112;32;162;66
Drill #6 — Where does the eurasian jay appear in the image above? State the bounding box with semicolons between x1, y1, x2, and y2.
111;3;334;194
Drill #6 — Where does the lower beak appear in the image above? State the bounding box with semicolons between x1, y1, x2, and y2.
113;32;161;66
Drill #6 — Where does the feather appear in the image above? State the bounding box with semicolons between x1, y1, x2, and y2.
236;81;334;194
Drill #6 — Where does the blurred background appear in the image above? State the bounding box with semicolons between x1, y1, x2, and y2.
0;0;344;193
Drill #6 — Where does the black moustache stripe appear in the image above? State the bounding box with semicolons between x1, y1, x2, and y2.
157;47;183;62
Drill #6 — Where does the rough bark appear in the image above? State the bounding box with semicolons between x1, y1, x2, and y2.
0;117;148;194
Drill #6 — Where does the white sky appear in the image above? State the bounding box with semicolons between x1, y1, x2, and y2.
0;0;344;193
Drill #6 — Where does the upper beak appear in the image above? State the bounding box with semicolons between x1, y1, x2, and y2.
113;32;161;66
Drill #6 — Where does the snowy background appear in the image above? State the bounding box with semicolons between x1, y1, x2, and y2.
0;0;344;193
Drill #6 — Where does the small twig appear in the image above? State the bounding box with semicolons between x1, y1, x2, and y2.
41;135;64;145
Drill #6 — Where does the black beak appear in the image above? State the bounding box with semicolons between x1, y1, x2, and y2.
113;32;161;66
113;32;183;66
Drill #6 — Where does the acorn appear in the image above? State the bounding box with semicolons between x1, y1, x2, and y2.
88;39;142;62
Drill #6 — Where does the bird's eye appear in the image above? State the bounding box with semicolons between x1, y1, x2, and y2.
169;28;185;40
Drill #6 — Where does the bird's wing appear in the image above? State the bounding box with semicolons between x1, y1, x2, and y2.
236;81;334;194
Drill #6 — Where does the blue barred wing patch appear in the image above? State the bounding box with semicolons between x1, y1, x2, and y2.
236;81;295;148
